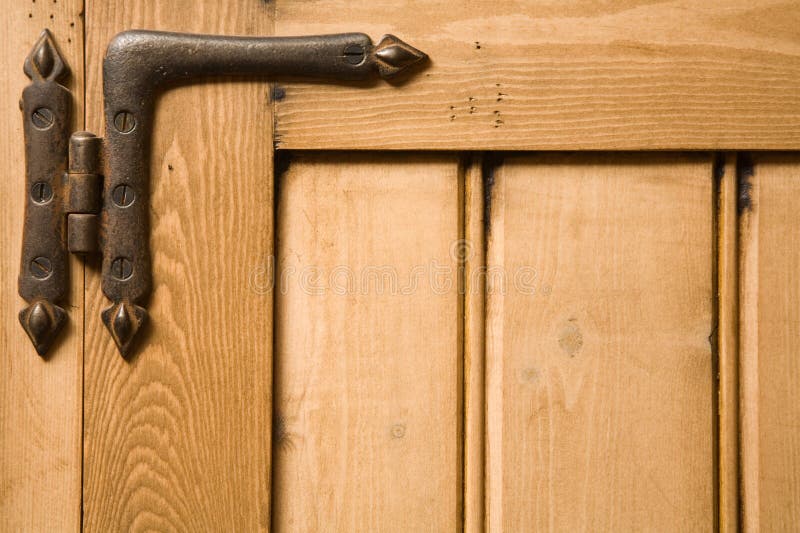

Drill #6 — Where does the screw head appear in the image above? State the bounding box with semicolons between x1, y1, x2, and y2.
343;43;366;65
110;256;133;281
111;184;135;207
31;107;54;130
113;111;136;134
31;181;53;204
30;256;53;279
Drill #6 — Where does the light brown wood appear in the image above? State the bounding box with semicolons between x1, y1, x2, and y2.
484;153;715;531
273;0;800;150
82;2;275;530
739;154;800;531
0;2;84;530
463;156;485;533
738;152;760;532
717;153;739;532
272;153;461;532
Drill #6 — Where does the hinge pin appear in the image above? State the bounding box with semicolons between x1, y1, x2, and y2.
65;131;103;254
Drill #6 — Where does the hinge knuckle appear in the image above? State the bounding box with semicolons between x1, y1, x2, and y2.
66;173;102;213
66;132;103;254
69;130;103;173
67;213;99;253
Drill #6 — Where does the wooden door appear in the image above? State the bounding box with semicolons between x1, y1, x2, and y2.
1;1;800;532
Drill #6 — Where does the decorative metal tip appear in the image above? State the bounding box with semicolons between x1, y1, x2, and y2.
24;29;67;82
373;34;427;78
101;300;147;357
19;299;67;356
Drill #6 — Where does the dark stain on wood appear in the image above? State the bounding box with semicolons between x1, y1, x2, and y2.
272;410;295;452
270;85;286;102
482;154;500;237
737;153;754;214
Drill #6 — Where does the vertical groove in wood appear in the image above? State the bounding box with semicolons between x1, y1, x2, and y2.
717;153;739;533
82;2;275;531
0;2;85;530
738;153;760;533
457;157;466;532
463;155;485;533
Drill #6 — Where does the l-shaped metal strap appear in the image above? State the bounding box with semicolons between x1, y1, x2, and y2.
19;29;427;357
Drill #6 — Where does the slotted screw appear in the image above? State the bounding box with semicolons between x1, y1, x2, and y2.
343;44;365;65
30;256;53;279
113;111;136;133
31;181;53;204
110;257;133;281
31;107;54;129
112;184;135;207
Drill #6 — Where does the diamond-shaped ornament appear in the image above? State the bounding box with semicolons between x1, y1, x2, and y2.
19;299;67;356
373;34;427;78
101;301;147;357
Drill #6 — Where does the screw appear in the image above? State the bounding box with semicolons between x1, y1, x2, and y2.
31;107;54;129
111;184;135;207
110;257;133;281
113;111;135;134
31;181;53;204
30;256;53;279
343;44;365;65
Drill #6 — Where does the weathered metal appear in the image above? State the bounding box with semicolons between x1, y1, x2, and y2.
18;30;71;356
20;29;427;357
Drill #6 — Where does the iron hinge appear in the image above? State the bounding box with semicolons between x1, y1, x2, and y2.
18;28;427;357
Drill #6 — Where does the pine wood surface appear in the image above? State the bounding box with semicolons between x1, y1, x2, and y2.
0;2;84;530
273;0;800;150
739;154;800;532
272;153;461;532
82;2;275;531
484;153;715;531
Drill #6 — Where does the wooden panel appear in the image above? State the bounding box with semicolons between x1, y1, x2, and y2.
272;153;460;532
82;2;274;531
0;3;84;531
273;0;800;150
485;154;714;530
717;154;739;532
740;154;800;531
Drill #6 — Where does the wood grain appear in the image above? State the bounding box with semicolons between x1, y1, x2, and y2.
273;0;800;150
0;1;84;530
463;156;485;533
739;154;800;531
739;152;760;531
484;153;715;531
717;153;739;532
82;2;275;531
272;153;461;532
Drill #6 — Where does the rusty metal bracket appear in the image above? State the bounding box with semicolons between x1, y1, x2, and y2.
18;30;71;355
19;29;427;357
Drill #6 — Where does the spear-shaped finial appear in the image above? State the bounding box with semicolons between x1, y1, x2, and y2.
19;299;67;356
101;300;148;358
372;34;427;78
23;29;67;82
